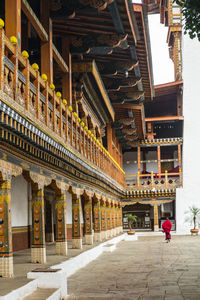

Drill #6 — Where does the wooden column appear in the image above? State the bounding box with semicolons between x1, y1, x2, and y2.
115;206;118;234
0;28;4;91
5;0;21;50
40;0;53;83
84;198;93;245
178;144;182;169
107;121;113;156
101;200;107;240
120;144;123;168
114;205;117;236
119;206;123;232
177;89;182;116
72;193;82;249
106;203;111;238
111;204;115;237
62;38;72;105
153;204;159;232
31;186;46;263
157;146;161;175
143;151;146;173
55;191;67;256
0;180;13;277
93;199;102;242
137;147;141;172
109;204;113;236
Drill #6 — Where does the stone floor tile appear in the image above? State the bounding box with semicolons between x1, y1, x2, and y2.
68;236;200;299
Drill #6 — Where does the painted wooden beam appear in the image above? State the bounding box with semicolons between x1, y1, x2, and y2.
145;116;184;122
53;44;69;73
97;60;138;76
70;33;127;54
40;0;53;83
103;77;141;91
108;91;144;104
22;0;48;42
50;0;114;19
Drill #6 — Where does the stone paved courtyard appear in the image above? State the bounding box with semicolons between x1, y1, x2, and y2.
68;235;200;300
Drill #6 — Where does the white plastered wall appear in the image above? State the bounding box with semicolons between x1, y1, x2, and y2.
176;31;200;234
123;151;137;174
11;175;29;227
123;150;158;174
146;151;158;173
65;191;84;228
66;191;72;225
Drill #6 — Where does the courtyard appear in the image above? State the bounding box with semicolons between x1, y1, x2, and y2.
68;235;200;300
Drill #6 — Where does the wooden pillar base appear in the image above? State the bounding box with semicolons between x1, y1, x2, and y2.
72;238;82;249
0;256;13;278
31;247;46;264
115;227;120;235
110;229;115;237
46;232;54;243
106;230;110;239
85;234;93;245
101;231;107;240
56;241;68;256
105;230;109;239
113;228;117;236
154;225;159;232
94;232;102;242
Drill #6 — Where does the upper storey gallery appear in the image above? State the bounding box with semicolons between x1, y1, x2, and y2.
0;0;154;190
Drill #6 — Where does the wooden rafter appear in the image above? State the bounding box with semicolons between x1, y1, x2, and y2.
22;0;48;42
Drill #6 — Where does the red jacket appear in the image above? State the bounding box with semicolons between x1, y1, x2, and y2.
162;219;172;233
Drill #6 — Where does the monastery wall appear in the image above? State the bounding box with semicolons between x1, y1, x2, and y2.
176;32;200;234
66;192;72;225
11;175;30;250
123;150;159;174
65;191;84;240
11;175;29;227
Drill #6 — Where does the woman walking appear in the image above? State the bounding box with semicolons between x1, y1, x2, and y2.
162;218;172;243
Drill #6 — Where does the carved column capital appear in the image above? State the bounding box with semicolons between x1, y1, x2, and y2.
56;181;70;192
0;160;22;181
30;172;52;189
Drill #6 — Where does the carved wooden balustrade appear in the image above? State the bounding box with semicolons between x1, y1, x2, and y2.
126;171;182;191
0;28;125;188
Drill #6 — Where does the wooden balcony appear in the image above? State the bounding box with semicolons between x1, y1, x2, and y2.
0;27;125;188
126;170;182;191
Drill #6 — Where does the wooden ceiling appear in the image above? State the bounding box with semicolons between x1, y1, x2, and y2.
154;81;183;98
50;0;154;150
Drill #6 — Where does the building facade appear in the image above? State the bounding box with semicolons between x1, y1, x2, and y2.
0;0;154;278
122;0;183;231
142;0;200;234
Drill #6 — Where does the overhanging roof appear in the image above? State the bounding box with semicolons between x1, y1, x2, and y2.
73;60;115;122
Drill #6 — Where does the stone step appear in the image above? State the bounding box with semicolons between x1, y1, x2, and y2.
23;288;58;300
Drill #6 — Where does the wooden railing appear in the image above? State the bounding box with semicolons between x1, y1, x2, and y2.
0;27;125;188
126;171;182;190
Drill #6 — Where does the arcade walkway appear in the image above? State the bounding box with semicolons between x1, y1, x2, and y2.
68;235;200;300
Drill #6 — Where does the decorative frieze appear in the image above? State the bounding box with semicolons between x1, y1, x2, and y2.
0;99;124;195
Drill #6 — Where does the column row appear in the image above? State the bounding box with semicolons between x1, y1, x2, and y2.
0;167;123;277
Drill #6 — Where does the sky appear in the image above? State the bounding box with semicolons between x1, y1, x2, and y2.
133;0;174;85
148;14;174;85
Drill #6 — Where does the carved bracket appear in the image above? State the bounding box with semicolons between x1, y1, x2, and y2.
70;34;127;54
30;171;52;189
0;160;22;181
